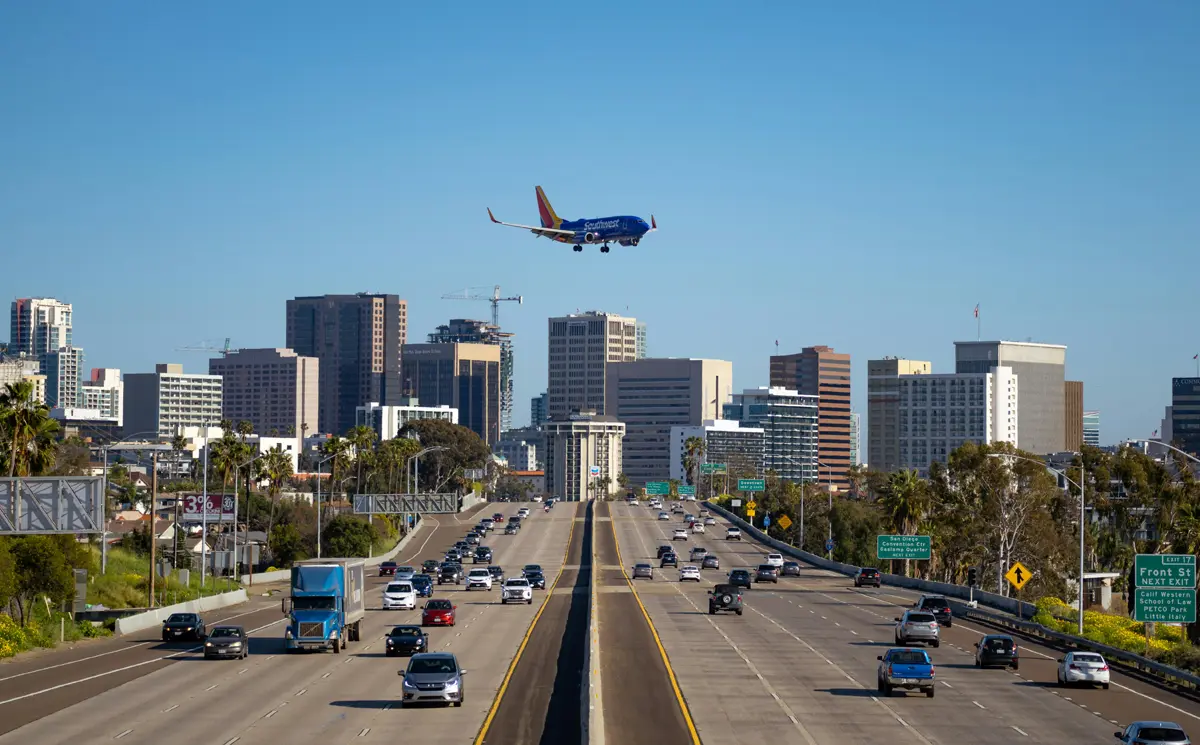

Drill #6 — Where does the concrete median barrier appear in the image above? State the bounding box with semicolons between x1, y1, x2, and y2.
114;589;249;636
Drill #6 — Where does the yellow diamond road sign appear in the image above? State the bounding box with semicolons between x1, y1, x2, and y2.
745;509;756;518
777;515;793;530
746;501;757;511
1005;561;1032;591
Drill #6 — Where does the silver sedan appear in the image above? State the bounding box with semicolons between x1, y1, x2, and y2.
632;563;654;580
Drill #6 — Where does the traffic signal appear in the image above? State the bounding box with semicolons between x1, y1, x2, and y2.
967;567;978;587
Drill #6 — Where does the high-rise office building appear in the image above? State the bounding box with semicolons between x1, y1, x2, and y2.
42;347;84;409
1171;378;1200;457
1064;380;1084;451
81;368;124;427
850;412;861;467
428;319;515;433
543;410;625;501
209;348;319;440
10;298;72;357
401;342;501;445
724;387;819;483
770;346;852;490
531;392;548;427
955;341;1066;454
546;311;638;419
123;363;223;439
636;322;648;359
1083;412;1100;447
285;293;407;436
669;419;765;482
898;366;1018;475
868;358;932;473
605;358;733;485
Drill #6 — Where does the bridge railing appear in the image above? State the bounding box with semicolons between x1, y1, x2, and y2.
703;500;1200;693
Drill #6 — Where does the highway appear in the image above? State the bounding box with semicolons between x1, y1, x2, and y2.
608;500;1200;745
0;501;575;745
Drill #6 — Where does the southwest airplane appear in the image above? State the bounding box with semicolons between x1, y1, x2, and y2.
488;186;656;253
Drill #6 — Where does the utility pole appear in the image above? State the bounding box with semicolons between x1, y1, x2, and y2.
149;450;158;608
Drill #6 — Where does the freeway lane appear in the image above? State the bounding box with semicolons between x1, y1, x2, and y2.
0;502;573;745
480;500;588;745
594;500;695;745
611;501;1200;744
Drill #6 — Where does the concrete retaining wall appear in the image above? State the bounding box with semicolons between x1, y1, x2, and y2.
114;590;249;636
460;492;486;512
239;522;426;585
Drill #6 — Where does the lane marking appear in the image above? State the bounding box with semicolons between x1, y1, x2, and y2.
471;502;580;745
296;688;307;696
358;728;370;737
941;681;953;688
322;672;331;679
1012;726;1028;737
162;704;179;713
264;709;278;719
115;729;132;739
205;684;219;692
237;668;248;675
223;738;239;745
973;700;985;709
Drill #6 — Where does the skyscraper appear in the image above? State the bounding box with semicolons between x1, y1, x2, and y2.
1064;380;1084;451
123;364;223;439
867;358;932;473
427;319;514;433
1171;378;1200;457
849;412;861;467
400;342;502;445
898;367;1018;475
10;298;72;357
724;387;819;483
42;346;84;408
636;322;648;359
770;346;852;491
531;392;548;427
209;348;319;441
955;341;1066;454
546;311;638;420
285;293;407;435
1083;412;1100;447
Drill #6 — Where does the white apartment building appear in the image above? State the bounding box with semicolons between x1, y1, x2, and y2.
42;346;84;409
546;311;638;420
724;387;819;482
123;363;223;439
494;438;537;471
81;368;123;427
10;298;72;357
356;400;458;441
0;357;45;404
669;419;765;482
543;410;624;502
898;366;1018;475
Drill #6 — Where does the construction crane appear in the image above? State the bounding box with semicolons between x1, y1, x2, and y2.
441;285;523;327
175;337;239;356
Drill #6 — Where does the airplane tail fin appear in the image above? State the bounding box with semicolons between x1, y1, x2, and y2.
536;186;562;229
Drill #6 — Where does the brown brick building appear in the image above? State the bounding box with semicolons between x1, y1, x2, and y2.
770;346;852;492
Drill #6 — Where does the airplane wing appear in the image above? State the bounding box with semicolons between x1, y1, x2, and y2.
488;208;575;238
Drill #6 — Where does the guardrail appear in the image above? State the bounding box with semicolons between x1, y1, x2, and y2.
703;500;1200;693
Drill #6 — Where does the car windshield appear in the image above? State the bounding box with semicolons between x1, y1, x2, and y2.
413;575;431;583
505;579;529;586
209;627;241;638
731;570;749;577
985;637;1014;650
714;585;738;593
291;597;336;610
922;598;950;609
166;614;195;623
861;568;879;575
1073;653;1104;664
635;564;651;569
758;565;776;572
381;562;396;568
398;566;414;573
469;570;488;576
1137;728;1187;742
426;600;453;610
386;583;413;593
888;650;929;665
390;626;421;636
907;613;937;623
408;657;457;675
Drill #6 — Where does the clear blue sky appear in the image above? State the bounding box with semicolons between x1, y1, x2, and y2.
3;2;1197;446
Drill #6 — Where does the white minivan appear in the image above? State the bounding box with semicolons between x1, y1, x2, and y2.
382;581;416;610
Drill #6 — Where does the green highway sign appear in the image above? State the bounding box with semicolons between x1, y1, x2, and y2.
1135;554;1197;588
1134;588;1197;624
737;478;765;492
701;463;727;474
679;485;696;496
645;482;669;496
877;535;932;561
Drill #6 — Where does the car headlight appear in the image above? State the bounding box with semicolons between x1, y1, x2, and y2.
402;678;417;690
205;642;213;647
444;680;460;691
230;642;242;648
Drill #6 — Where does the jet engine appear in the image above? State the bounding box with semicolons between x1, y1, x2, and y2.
585;232;602;243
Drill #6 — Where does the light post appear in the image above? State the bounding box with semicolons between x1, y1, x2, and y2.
780;454;815;548
314;454;336;559
233;452;267;580
817;459;834;559
990;452;1086;635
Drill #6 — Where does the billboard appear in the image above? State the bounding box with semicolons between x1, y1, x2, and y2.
181;493;236;522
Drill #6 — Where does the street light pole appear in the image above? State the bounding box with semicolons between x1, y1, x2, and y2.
314;454;335;559
818;459;833;559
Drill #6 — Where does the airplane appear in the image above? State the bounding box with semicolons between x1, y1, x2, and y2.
488;186;656;253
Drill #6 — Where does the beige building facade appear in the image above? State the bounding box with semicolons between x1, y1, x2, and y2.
546;311;638;420
543;411;625;502
868;357;932;472
209;348;319;440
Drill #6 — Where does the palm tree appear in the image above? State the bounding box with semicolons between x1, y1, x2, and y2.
259;445;295;547
682;436;707;487
347;425;377;494
879;469;930;577
0;380;59;477
320;436;350;497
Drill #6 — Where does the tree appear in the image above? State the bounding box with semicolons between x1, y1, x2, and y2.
396;419;490;492
0;380;60;477
270;523;305;566
878;469;929;577
495;474;532;502
323;515;376;558
347;425;377;494
682;436;707;487
258;445;295;546
52;436;91;476
8;536;73;624
123;523;153;556
0;538;15;617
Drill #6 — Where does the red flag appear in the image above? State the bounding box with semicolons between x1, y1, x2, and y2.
974;304;979;318
1194;354;1198;360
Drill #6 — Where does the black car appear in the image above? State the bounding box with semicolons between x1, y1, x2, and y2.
475;546;494;563
974;634;1019;670
709;584;744;616
916;595;953;627
162;612;206;641
203;625;246;659
728;569;753;590
523;564;543;575
701;555;721;570
656;544;673;559
781;561;802;577
855;567;881;588
438;564;463;585
421;559;440;574
487;565;505;583
411;574;434;597
660;552;678;568
445;549;462;562
465;533;481;546
385;625;429;657
504;524;519;535
525;571;546;590
379;561;398;577
755;565;779;584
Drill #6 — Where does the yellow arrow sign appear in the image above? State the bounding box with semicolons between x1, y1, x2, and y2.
777;515;793;530
1005;561;1032;591
745;509;756;518
746;501;757;511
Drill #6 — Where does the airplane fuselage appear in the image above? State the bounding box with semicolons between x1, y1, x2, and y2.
556;216;651;247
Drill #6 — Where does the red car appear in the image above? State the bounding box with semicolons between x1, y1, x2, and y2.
421;599;456;627
379;561;397;577
492;513;505;524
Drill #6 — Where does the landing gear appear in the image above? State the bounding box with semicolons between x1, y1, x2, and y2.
573;245;583;252
601;245;610;253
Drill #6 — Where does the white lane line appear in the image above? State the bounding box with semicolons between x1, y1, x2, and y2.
973;700;985;709
238;668;248;675
115;729;133;739
223;738;239;745
264;709;278;719
296;688;307;696
0;618;287;708
358;728;370;737
205;684;219;691
162;704;179;713
850;630;858;635
1012;726;1028;737
941;681;953;688
322;672;331;679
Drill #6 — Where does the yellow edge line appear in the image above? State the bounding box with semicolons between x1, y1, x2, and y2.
472;504;581;745
607;503;702;745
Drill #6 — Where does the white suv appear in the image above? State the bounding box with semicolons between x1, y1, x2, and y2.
726;527;742;541
382;581;416;610
765;553;785;568
465;568;493;591
501;578;533;604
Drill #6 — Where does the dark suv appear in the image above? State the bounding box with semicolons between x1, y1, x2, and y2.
660;552;678;568
728;569;753;590
855;567;881;588
438;564;462;585
656;544;673;559
709;584;744;616
916;595;953;627
755;564;779;584
974;634;1019;670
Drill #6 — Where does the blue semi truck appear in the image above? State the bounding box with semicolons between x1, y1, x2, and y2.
282;558;367;653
